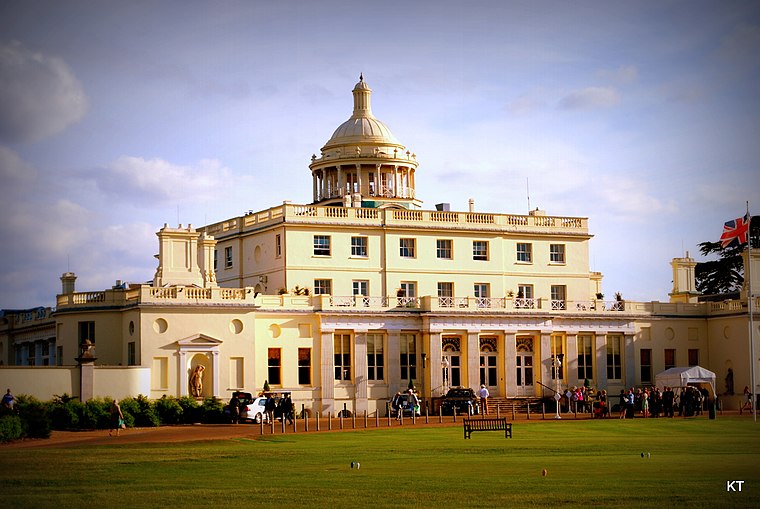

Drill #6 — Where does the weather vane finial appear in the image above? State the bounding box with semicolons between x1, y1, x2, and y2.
359;72;363;82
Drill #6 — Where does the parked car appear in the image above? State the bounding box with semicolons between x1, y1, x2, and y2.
389;392;421;418
440;387;479;415
224;391;270;424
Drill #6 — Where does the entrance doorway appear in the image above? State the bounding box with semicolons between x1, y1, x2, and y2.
442;352;461;391
515;337;535;397
480;353;497;393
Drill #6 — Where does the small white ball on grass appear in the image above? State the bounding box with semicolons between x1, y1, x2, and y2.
541;468;548;477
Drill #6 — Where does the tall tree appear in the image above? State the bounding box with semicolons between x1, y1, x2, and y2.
695;216;760;296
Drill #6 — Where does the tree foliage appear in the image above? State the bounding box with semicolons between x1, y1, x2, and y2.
695;216;759;296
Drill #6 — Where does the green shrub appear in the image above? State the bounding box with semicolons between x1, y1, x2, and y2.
155;396;184;425
16;397;51;438
83;399;111;429
201;396;225;424
177;396;202;424
120;395;159;428
0;413;23;442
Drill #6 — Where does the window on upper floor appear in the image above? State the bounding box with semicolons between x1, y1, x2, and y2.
437;239;453;259
313;235;331;256
351;236;368;257
517;243;532;263
213;249;218;271
688;348;699;366
275;234;282;258
313;279;332;295
224;246;233;268
473;240;489;261
399;238;416;258
551;285;566;310
352;280;369;296
664;348;676;370
516;284;535;309
550;244;565;264
78;321;95;344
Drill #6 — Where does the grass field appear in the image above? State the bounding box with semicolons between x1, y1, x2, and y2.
2;417;758;508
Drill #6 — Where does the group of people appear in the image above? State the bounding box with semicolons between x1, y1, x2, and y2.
227;393;294;424
616;385;711;419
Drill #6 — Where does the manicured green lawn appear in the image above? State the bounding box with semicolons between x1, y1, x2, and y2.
2;418;758;508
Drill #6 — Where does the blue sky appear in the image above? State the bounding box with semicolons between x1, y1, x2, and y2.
1;1;759;308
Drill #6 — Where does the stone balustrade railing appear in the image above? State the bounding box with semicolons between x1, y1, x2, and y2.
200;203;589;238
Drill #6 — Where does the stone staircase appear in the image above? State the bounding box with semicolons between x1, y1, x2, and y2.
486;397;544;417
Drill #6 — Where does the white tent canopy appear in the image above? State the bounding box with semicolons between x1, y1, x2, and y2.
655;366;717;398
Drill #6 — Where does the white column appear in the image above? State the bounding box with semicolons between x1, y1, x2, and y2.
566;333;578;385
354;331;368;415
428;332;443;396
356;164;362;196
387;330;401;395
467;331;480;390
503;332;517;397
337;166;344;196
321;331;335;413
374;165;381;196
313;173;318;202
540;332;552;395
595;332;608;389
179;351;188;397
624;333;636;388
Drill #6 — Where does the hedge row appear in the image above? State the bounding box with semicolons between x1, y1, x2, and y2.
0;394;226;442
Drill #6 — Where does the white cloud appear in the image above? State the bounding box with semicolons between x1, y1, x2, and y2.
597;65;638;85
591;175;677;219
0;41;88;143
92;156;233;204
557;86;620;110
0;145;37;184
505;95;546;116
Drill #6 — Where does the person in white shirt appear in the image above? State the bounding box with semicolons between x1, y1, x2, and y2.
477;385;490;414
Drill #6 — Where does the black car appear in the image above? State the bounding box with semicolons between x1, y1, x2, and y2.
440;387;479;416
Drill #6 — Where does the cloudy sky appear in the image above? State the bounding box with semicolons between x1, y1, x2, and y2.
1;1;759;309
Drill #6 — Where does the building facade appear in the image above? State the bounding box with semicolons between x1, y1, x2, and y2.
2;77;758;414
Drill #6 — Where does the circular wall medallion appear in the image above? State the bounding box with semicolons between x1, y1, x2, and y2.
153;318;168;334
664;327;675;340
129;321;135;336
269;323;281;339
230;319;244;334
724;326;731;339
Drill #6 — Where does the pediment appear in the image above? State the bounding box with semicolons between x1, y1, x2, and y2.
177;334;223;347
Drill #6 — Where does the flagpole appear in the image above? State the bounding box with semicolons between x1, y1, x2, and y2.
747;202;756;422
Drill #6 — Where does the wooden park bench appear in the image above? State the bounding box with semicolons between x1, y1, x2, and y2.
463;417;512;439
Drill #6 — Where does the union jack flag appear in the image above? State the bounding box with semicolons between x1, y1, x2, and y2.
720;213;750;249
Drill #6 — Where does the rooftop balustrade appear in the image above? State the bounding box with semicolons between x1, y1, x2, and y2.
200;203;589;238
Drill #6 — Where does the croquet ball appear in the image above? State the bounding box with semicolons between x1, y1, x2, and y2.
541;469;547;477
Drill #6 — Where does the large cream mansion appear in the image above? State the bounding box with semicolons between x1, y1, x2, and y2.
2;77;758;414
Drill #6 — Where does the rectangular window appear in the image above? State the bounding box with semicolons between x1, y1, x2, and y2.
436;239;452;259
298;348;312;385
551;285;567;310
474;283;489;308
78;321;95;343
550;334;564;380
516;284;534;309
399;238;415;258
517;243;532;263
225;246;233;268
606;334;622;380
640;348;652;384
351;236;368;257
550;244;566;263
472;240;489;261
438;282;454;307
313;235;331;256
688;348;699;366
268;348;281;385
275;234;282;258
352;280;369;296
577;334;593;380
213;249;218;271
127;342;136;366
400;333;417;382
664;348;676;370
313;279;332;295
56;345;63;366
367;333;384;381
334;334;351;381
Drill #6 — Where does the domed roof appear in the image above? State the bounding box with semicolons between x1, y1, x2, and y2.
322;75;403;150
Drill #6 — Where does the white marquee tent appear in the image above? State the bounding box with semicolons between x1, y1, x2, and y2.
655;366;717;398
